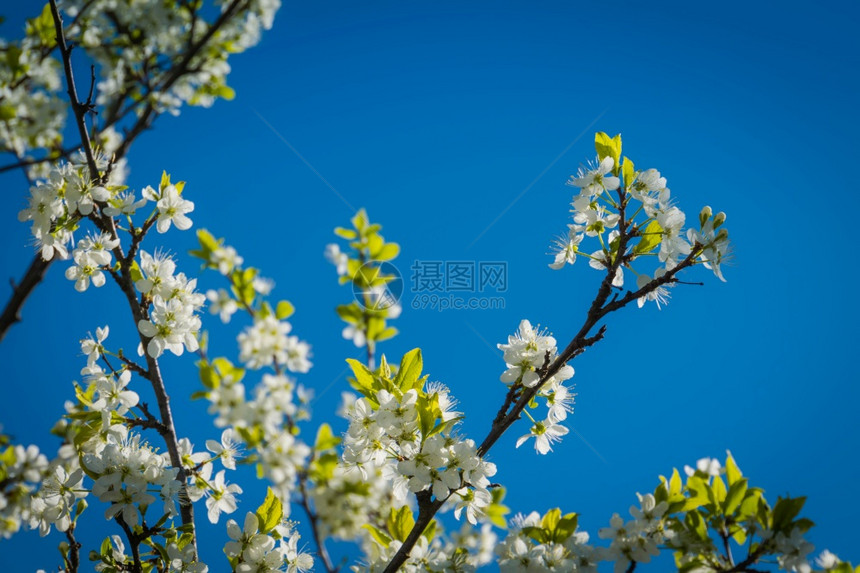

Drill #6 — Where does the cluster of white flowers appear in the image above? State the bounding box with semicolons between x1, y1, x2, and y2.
64;232;120;292
237;315;312;372
497;320;575;455
62;0;280;117
773;528;816;573
0;444;50;538
496;494;669;572
310;460;402;540
596;493;668;571
206;372;312;503
135;250;205;358
324;243;349;277
223;512;314;573
496;512;601;572
550;146;731;309
342;386;497;527
17;161;89;261
81;433;181;527
27;464;87;537
0;35;66;158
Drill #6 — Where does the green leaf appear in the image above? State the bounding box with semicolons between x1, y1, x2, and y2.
393;348;423;392
374;326;398;342
486;488;510;528
738;487;763;520
772;496;806;532
725;451;743;486
311;452;339;482
622;157;635;188
254;488;283;534
416;392;441;439
594;132;622;173
633;219;663;255
334;227;357;239
197;229;219;253
336;303;362;324
198;362;218;390
129;260;144;283
346;358;375;395
669;468;682;496
313;423;341;451
387;507;415;542
553;513;579;543
683;475;709;511
421;519;437;542
521;525;547;544
276;300;295;320
351;209;368;233
26;4;56;48
685;509;708;542
723;478;748;515
216;85;235;101
711;475;727;505
367;234;384;257
375;242;400;261
541;508;561;532
362;524;391;547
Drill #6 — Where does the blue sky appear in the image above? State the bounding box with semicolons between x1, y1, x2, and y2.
1;0;858;570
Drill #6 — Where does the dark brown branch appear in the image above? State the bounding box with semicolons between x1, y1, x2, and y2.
128;402;169;435
116;516;143;573
0;254;52;343
64;525;81;573
381;492;442;573
116;350;149;377
48;0;100;181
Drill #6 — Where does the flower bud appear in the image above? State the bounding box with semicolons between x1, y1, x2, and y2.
699;206;712;228
713;211;726;228
716;228;729;242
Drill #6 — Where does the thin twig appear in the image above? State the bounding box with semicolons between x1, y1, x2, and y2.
64;525;81;572
297;472;337;573
48;0;100;180
116;516;143;573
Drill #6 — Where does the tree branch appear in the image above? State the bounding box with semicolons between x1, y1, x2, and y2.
383;190;707;570
0;254;52;343
297;472;337;573
48;0;100;181
64;525;81;573
116;515;143;573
